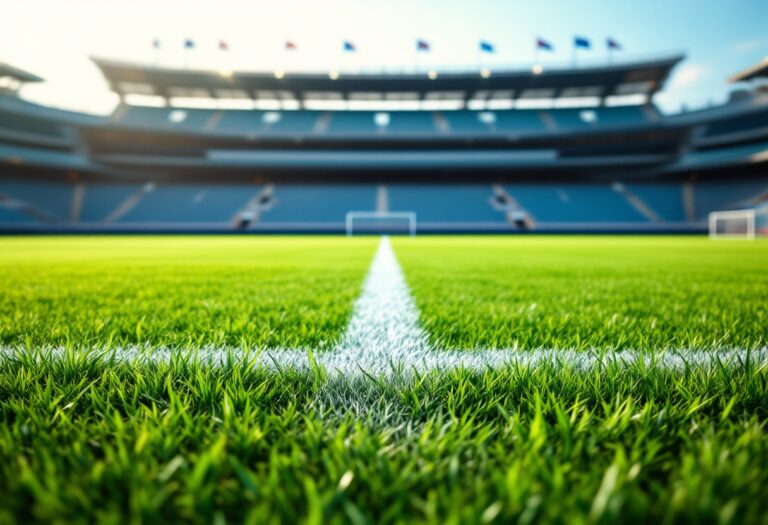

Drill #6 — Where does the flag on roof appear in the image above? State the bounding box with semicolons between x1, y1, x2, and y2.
285;40;297;50
536;37;553;51
416;39;430;51
607;37;622;50
480;41;495;53
184;39;195;49
574;36;591;49
343;40;356;52
219;40;229;51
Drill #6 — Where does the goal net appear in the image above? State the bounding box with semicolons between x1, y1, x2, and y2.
346;211;416;236
708;208;768;239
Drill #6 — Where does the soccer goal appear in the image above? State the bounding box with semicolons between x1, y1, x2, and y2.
708;208;767;239
346;211;416;236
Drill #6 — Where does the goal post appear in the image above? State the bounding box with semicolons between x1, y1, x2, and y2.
708;208;764;239
346;211;416;237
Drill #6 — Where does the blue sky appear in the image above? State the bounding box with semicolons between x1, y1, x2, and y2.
1;0;766;114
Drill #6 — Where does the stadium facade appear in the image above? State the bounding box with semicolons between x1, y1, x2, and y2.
0;55;766;233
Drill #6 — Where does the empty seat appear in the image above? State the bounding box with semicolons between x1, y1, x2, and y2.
261;185;376;223
507;184;647;222
388;185;504;223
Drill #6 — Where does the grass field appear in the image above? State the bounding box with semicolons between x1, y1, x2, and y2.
394;236;768;350
1;235;767;524
0;236;378;349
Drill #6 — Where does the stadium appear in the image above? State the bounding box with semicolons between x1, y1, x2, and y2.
0;1;767;523
1;54;768;233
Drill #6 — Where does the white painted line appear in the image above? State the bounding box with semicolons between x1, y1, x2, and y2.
1;236;766;377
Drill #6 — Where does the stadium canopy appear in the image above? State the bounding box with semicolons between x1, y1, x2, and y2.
729;58;768;83
0;62;43;91
92;55;683;108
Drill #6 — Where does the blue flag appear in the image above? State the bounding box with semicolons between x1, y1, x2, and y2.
343;40;356;52
574;36;590;49
536;37;554;51
480;41;495;53
184;39;195;49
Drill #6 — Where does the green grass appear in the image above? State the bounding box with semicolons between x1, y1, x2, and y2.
394;236;768;350
1;235;767;524
0;236;378;349
1;351;766;524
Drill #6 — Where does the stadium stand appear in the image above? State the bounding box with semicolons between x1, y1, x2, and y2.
505;184;647;223
116;184;261;224
388;185;505;223
260;185;376;224
624;183;687;222
0;177;74;220
0;54;766;232
78;183;146;222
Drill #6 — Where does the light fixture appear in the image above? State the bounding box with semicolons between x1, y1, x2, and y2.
219;69;233;78
532;64;543;75
329;71;340;80
274;70;285;79
480;68;491;79
428;70;438;80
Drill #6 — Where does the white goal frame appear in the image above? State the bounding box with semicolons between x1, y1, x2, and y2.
708;209;757;240
346;211;416;237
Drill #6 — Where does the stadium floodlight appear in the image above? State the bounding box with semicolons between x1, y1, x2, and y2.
708;208;767;240
346;211;416;237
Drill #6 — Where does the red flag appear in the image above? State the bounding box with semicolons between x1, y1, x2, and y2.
219;40;229;51
285;40;297;50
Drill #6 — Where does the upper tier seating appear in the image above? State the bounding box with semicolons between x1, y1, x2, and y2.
117;106;216;131
703;109;768;138
548;106;649;131
0;109;66;138
109;106;656;138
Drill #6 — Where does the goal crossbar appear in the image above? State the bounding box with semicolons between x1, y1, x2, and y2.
346;211;416;237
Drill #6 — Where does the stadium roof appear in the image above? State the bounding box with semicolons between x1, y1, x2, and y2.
0;62;43;83
729;58;768;83
93;55;684;106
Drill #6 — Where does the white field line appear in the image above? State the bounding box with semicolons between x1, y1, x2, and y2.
1;236;766;376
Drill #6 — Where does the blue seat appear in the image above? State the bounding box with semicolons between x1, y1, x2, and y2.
261;185;376;223
0;179;73;220
507;184;647;222
388;185;504;223
79;184;144;222
626;184;686;222
118;185;260;223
